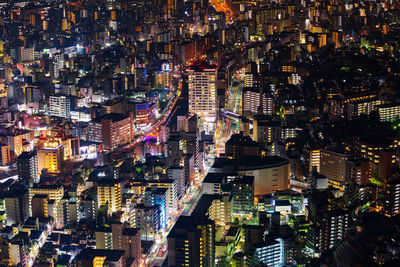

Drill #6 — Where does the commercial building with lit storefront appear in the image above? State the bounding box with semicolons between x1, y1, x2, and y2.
135;102;156;131
188;62;217;124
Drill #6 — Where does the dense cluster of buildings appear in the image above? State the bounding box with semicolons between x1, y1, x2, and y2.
0;0;400;266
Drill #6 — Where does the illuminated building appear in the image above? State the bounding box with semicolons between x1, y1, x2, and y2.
168;216;215;267
377;103;400;122
307;190;349;254
10;232;29;267
225;133;259;159
320;149;349;190
242;87;274;116
29;184;64;225
231;176;254;220
5;189;29;226
135;102;156;131
2;130;34;160
96;224;141;266
144;187;168;229
129;204;160;241
188;63;217;123
208;194;231;225
87;117;103;143
385;178;400;217
247;239;284;266
101;113;133;151
97;179;122;215
147;179;178;218
167;166;185;198
75;249;126;267
49;95;75;118
360;141;398;180
0;144;10;165
309;149;321;172
345;158;372;185
37;141;63;174
253;116;281;144
346;98;383;118
202;173;224;195
31;194;49;218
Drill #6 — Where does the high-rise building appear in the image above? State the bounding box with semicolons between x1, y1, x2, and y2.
242;87;274;116
144;187;168;229
5;189;29;226
37;141;63;174
320;149;349;190
31;194;49;218
95;224;141;266
49;95;75;118
29;184;64;223
147;179;178;218
17;151;38;184
188;63;217;123
225;133;259;159
252;116;282;144
0;144;10;166
231;176;254;220
307;189;349;254
168;216;215;267
385;178;400;217
167;166;185;198
101;113;133;151
130;204;160;241
97;179;122;215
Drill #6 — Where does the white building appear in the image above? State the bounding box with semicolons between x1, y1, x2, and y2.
188;65;217;123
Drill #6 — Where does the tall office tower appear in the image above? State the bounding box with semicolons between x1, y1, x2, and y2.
188;63;217;124
231;176;254;220
242;87;274;116
17;151;38;184
37;141;64;174
168;216;215;267
101;113;133;151
97;179;122;215
5;189;29;226
49;95;75;118
307;189;349;254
